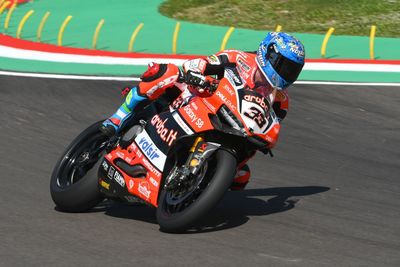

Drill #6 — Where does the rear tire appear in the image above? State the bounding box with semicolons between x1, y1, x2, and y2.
50;121;107;212
156;150;237;233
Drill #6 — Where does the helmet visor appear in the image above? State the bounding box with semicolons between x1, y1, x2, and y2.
267;44;303;83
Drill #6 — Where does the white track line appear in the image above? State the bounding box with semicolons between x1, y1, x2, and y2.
0;45;186;66
304;62;400;72
0;70;141;81
1;70;400;86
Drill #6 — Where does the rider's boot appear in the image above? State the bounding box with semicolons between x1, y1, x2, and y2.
100;87;146;137
230;164;251;190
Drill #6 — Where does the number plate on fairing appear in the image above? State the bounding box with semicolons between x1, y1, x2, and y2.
238;90;276;134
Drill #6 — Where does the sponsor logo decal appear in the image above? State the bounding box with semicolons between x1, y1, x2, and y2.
199;143;208;152
191;102;198;111
104;162;125;187
184;105;204;129
100;179;110;190
226;69;242;86
107;166;115;179
216;91;236;111
223;84;235;96
172;112;194;135
185;59;206;72
146;75;179;97
237;66;250;80
116;151;125;158
134;130;167;171
207;55;220;65
138;181;151;199
236;56;252;80
244;94;269;110
257;47;266;67
216;91;227;101
130;143;143;158
131;141;161;176
170;88;192;111
237;57;250;72
149;177;159;187
150;115;178;146
275;37;287;49
102;160;109;171
142;157;161;176
288;42;304;57
170;95;185;110
124;156;132;164
138;137;160;161
113;170;125;187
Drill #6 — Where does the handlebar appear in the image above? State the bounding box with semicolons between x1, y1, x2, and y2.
178;70;219;93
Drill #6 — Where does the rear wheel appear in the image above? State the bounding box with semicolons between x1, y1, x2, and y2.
156;150;237;233
50;121;108;212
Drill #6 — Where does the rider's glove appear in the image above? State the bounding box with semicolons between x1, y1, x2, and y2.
185;70;207;88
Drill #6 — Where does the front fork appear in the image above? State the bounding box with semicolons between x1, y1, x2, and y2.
186;137;220;175
164;136;220;190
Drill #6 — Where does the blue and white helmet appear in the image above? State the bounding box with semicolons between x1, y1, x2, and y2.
256;32;305;90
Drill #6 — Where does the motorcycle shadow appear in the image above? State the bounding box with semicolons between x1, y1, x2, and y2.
100;186;329;233
188;186;330;233
103;202;158;224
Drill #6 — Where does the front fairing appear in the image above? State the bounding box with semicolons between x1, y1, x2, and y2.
198;69;281;147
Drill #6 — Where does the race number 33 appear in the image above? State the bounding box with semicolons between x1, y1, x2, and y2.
243;106;266;128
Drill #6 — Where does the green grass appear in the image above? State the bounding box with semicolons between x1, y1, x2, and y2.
159;0;400;37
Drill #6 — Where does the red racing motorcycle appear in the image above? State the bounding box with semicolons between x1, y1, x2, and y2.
50;67;280;232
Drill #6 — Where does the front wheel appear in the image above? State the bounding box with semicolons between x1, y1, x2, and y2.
50;121;108;212
156;150;237;233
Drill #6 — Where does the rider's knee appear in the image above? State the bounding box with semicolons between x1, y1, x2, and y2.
138;63;181;100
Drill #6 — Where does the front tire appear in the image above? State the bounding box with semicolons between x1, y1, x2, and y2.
156;150;237;233
50;121;107;212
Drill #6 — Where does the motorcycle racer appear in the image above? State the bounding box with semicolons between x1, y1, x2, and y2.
100;32;305;190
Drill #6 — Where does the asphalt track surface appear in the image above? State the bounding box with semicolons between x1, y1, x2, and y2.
1;75;399;266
